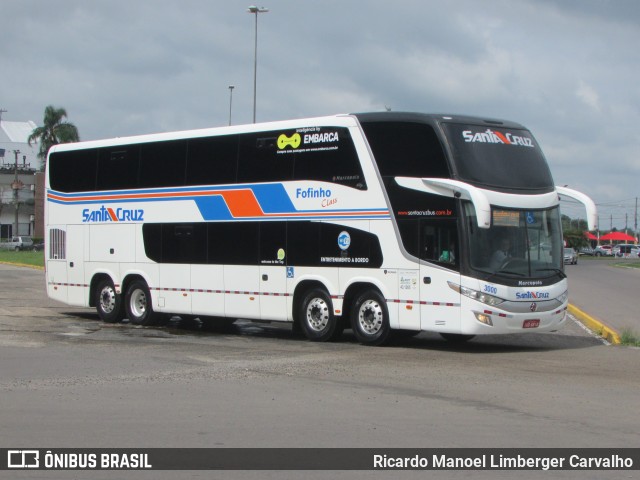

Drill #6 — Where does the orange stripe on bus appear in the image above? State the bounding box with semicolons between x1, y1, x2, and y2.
221;190;264;217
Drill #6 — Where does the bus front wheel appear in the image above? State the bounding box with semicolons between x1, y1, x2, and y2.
299;288;342;342
350;290;391;346
95;278;123;323
125;280;158;326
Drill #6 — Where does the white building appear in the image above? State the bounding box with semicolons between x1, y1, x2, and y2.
0;119;40;239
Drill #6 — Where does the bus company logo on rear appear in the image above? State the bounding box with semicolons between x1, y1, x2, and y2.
82;206;144;223
462;129;534;147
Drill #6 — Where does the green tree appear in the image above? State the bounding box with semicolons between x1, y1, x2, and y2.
28;105;80;170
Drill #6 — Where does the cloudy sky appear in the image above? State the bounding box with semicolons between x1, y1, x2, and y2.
2;0;638;230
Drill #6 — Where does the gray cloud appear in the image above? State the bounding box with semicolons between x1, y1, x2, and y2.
2;0;638;228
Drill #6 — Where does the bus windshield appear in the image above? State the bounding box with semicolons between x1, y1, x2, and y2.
463;203;564;280
442;123;555;193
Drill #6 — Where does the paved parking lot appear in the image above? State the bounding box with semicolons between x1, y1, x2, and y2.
1;263;638;479
565;257;640;335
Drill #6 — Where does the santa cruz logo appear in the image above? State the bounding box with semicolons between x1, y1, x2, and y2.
516;291;550;300
82;206;144;223
462;129;534;147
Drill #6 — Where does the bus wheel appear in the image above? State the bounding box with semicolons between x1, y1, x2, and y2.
299;288;342;342
125;280;158;326
95;278;123;323
351;290;390;346
440;333;475;343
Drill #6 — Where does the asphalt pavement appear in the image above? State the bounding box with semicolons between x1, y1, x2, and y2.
2;263;640;480
565;256;640;341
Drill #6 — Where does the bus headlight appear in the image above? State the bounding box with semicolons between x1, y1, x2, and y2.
448;282;505;307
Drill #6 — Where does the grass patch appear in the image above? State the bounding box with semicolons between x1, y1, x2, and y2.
620;329;640;347
613;261;640;269
0;250;45;269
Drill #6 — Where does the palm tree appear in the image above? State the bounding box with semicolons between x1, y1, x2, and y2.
28;105;80;169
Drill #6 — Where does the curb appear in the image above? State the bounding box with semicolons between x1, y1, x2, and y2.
0;261;44;271
568;303;621;345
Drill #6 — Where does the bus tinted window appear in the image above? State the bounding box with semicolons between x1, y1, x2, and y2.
49;149;98;192
292;127;366;189
442;123;555;192
97;146;139;191
286;221;320;266
208;222;260;265
142;221;382;268
260;221;287;265
238;133;294;184
139;140;187;188
163;223;207;264
360;122;449;178
186;135;238;186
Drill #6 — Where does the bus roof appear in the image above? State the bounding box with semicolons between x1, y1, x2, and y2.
352;112;528;130
48;112;529;155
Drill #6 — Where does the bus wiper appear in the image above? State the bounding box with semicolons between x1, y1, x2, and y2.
536;268;566;279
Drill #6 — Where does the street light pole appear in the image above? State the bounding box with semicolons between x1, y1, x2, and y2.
228;85;235;126
247;5;268;123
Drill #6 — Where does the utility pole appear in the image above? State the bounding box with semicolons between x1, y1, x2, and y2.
625;213;628;236
13;150;20;237
635;197;638;241
0;108;7;124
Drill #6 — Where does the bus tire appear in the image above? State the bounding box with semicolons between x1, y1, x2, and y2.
125;280;158;326
95;278;123;323
350;290;390;346
440;333;475;343
299;288;342;342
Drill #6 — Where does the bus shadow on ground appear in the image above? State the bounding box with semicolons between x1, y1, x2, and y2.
61;310;606;353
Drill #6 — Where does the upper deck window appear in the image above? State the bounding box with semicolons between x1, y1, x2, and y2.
442;123;555;193
360;121;449;178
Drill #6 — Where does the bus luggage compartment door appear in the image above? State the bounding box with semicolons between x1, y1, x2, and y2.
419;265;461;333
66;224;86;306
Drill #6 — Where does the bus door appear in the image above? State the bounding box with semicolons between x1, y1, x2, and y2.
418;220;461;332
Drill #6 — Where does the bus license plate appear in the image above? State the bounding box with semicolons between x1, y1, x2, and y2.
523;319;540;329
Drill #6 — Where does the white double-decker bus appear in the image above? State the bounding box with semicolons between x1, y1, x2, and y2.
45;112;596;345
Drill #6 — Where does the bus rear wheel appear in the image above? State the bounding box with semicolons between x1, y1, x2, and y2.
299;288;343;342
125;280;159;326
350;290;390;346
95;278;123;323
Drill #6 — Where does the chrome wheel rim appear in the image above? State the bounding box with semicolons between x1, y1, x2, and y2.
129;289;148;318
305;297;330;332
357;299;384;335
99;285;116;314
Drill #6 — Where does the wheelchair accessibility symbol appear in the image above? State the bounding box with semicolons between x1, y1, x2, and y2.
526;212;535;224
286;267;295;278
